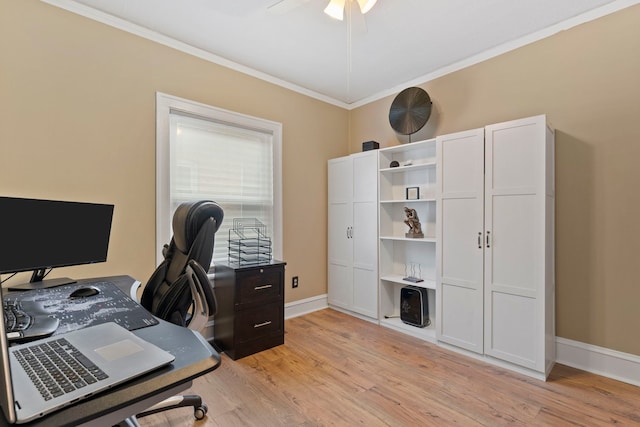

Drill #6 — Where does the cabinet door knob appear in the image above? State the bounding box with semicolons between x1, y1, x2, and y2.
486;231;491;248
478;232;482;248
254;284;273;290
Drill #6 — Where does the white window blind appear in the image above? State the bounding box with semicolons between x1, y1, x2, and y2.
156;93;283;268
169;114;274;262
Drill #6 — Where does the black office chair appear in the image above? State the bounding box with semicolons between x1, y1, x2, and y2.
128;200;224;424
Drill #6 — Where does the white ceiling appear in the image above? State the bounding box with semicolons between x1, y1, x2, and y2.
48;0;636;107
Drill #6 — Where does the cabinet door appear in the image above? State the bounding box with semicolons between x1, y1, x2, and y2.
328;156;353;204
352;152;378;317
328;157;354;265
484;115;546;371
328;157;354;309
352;151;378;203
436;129;485;353
352;152;378;273
352;199;378;317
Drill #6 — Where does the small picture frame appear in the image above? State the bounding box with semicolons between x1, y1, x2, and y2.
406;187;420;200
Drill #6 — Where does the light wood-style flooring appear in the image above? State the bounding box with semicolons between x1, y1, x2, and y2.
140;309;640;426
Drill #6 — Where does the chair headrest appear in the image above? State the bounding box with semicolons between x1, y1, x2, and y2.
172;200;224;252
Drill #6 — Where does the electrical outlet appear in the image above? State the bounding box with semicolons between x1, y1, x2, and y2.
292;276;299;288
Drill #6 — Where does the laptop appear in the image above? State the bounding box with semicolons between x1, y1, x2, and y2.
0;286;175;424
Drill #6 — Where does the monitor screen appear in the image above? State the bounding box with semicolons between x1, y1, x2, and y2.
0;197;114;276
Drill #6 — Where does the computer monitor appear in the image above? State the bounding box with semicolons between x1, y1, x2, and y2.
0;197;114;290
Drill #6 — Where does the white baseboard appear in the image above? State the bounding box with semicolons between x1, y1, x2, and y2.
284;294;328;319
327;305;379;324
556;337;640;387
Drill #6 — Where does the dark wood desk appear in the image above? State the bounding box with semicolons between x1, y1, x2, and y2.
1;275;221;427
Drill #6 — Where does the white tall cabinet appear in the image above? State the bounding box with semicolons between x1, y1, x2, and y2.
436;115;555;379
327;151;378;319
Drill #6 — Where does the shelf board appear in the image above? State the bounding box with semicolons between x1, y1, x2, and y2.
380;198;436;204
380;275;436;290
379;161;436;174
379;236;436;243
378;138;436;154
379;317;436;343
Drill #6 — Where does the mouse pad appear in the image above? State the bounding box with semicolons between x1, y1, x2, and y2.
3;281;158;334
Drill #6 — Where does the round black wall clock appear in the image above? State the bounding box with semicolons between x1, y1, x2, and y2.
389;87;432;137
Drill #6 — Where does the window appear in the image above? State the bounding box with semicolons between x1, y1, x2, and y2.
156;93;282;266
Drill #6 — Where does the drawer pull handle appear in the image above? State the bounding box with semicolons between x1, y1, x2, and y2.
254;284;273;290
254;321;272;328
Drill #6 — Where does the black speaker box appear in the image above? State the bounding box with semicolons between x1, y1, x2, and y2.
362;140;379;151
400;285;429;327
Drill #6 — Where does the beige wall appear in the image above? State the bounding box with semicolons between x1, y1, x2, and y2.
350;5;640;356
0;0;350;303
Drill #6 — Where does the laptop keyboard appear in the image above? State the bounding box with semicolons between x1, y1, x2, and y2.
3;301;32;332
13;338;109;401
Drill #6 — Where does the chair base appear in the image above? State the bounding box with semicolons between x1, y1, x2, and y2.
118;394;208;426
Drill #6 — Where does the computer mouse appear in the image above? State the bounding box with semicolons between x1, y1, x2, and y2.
69;286;100;298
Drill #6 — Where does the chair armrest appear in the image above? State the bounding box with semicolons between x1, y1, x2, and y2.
184;260;217;332
129;280;143;303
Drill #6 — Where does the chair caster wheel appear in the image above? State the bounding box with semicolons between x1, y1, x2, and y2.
194;403;208;420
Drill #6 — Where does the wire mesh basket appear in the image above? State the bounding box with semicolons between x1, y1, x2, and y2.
228;218;272;265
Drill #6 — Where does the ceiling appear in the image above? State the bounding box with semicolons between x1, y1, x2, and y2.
50;0;634;107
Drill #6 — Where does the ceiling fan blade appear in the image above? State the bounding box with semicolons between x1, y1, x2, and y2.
267;0;310;15
356;0;377;14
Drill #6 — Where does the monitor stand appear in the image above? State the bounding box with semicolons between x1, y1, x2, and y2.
6;269;77;291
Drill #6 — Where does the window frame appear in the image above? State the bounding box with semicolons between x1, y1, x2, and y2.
155;92;283;267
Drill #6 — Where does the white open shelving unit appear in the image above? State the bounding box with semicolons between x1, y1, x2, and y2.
377;138;438;342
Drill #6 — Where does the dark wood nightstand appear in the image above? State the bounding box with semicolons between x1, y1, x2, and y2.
212;260;286;360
